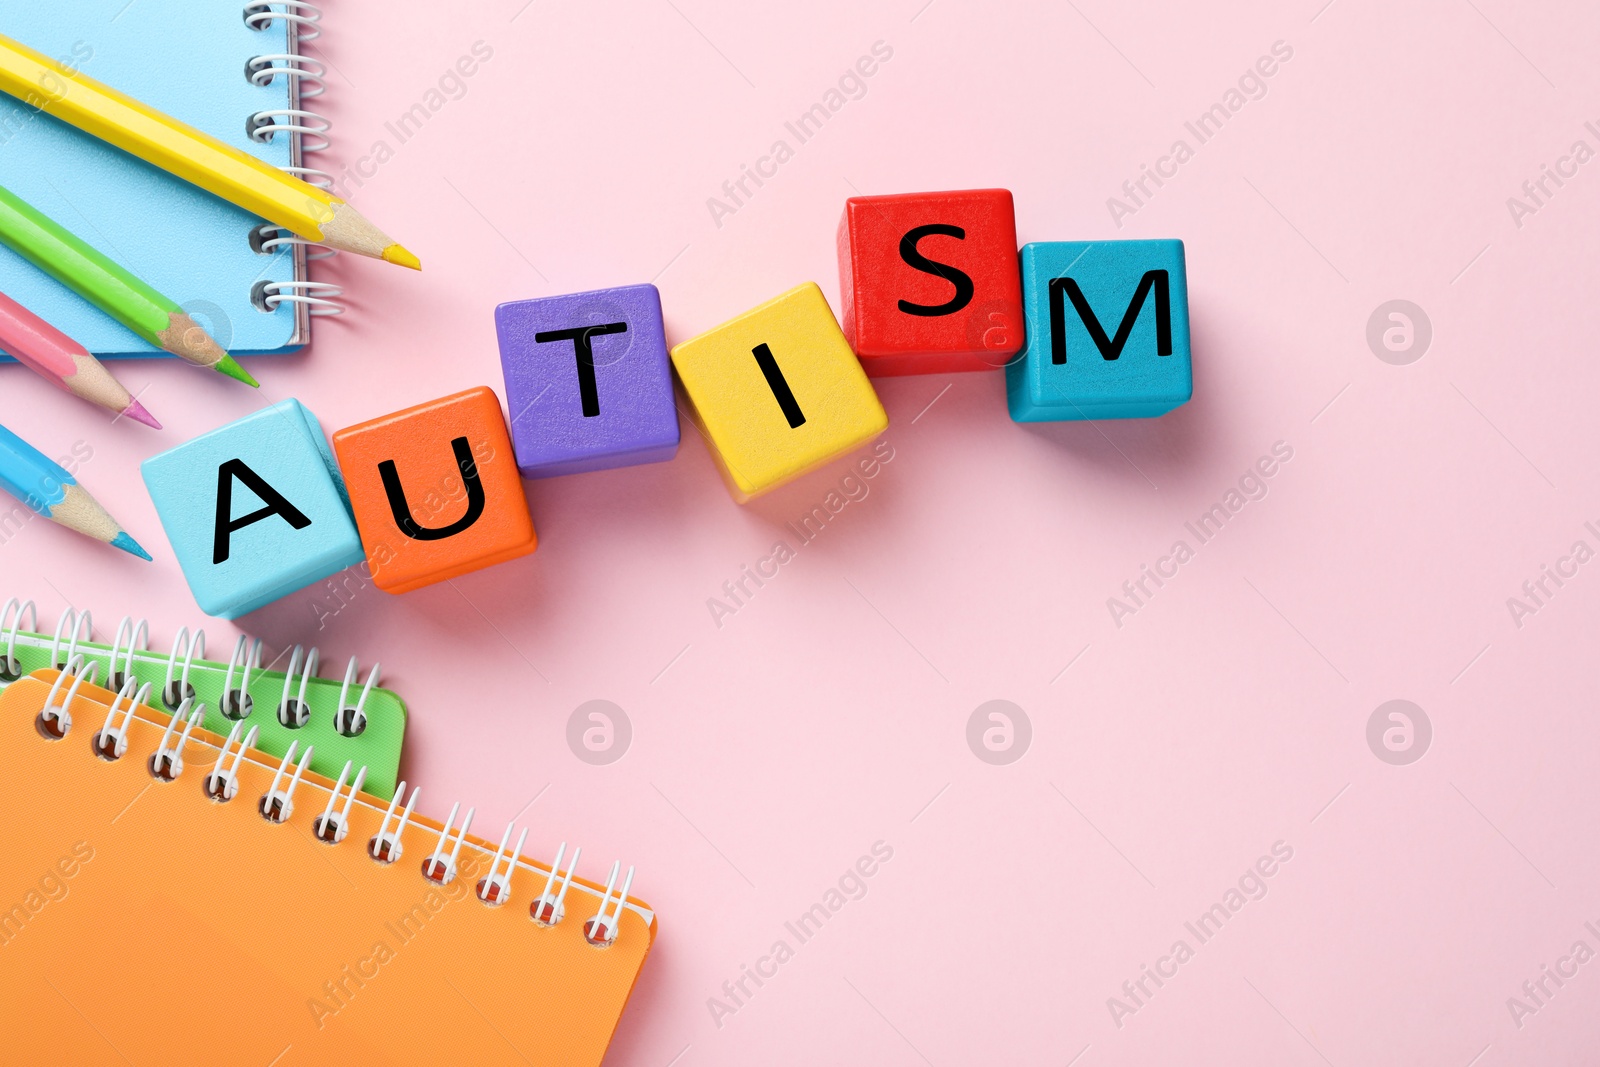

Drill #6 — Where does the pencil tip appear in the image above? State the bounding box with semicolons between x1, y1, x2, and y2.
122;398;162;429
215;355;260;387
110;531;153;562
382;243;422;270
160;312;235;372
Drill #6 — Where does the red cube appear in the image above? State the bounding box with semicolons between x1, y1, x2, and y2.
837;188;1024;376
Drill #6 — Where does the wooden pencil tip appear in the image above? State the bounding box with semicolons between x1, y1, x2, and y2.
382;243;422;271
320;200;417;265
52;483;150;560
159;312;230;370
122;398;162;429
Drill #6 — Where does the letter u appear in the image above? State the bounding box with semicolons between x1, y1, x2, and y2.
379;437;485;541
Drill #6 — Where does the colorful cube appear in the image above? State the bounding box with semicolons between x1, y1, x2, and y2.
1006;239;1192;421
141;399;364;620
494;284;680;478
670;282;888;502
837;188;1024;376
332;387;537;594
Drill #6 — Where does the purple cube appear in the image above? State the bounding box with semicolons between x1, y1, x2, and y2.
494;284;681;478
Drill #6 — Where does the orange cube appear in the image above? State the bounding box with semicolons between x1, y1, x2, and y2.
332;387;537;593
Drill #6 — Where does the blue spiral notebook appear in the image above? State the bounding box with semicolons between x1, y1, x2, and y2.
0;0;338;358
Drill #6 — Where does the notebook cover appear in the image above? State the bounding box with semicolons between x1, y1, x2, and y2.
0;630;406;799
0;674;655;1067
0;0;305;357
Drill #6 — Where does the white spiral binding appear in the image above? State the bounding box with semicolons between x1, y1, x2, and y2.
151;701;205;781
314;760;367;843
161;627;205;709
260;740;315;822
255;278;346;317
370;782;420;864
0;597;37;678
531;842;581;926
251;223;334;261
478;822;529;905
49;609;93;671
205;720;260;801
4;605;375;738
244;2;345;318
276;644;319;728
423;802;476;884
108;616;150;691
334;657;379;737
35;661;646;948
94;679;149;761
586;862;634;946
37;656;96;738
223;635;263;719
247;52;325;97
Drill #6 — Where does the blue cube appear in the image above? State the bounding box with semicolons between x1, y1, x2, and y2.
1006;239;1192;421
495;284;681;478
141;399;364;619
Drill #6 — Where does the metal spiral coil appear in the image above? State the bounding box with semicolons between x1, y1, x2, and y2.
28;643;645;946
243;2;344;316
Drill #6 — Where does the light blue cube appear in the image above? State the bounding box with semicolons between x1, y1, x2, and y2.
1006;239;1192;421
141;399;364;619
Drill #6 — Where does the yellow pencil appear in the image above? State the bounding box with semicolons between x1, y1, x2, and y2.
0;33;419;271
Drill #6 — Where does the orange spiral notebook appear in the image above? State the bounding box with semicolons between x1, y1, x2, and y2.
0;671;656;1066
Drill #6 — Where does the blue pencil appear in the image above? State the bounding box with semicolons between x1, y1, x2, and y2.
0;423;150;560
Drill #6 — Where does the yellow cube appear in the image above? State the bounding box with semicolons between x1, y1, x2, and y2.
671;282;889;502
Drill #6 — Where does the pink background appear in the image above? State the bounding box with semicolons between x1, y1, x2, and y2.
6;0;1600;1062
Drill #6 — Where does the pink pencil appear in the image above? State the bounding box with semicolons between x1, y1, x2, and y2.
0;289;159;428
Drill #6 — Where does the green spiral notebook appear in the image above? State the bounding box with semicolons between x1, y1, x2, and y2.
0;599;405;798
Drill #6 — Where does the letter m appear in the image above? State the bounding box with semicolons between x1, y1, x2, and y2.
1049;270;1171;364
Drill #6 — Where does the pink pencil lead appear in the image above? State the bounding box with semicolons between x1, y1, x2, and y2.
122;397;161;429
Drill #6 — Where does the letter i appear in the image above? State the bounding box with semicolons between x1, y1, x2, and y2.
751;344;806;428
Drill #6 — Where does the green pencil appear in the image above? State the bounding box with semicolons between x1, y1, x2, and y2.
0;184;255;386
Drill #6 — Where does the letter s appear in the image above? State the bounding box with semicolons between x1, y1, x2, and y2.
896;224;975;317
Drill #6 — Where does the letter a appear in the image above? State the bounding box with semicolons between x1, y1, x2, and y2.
214;459;312;564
